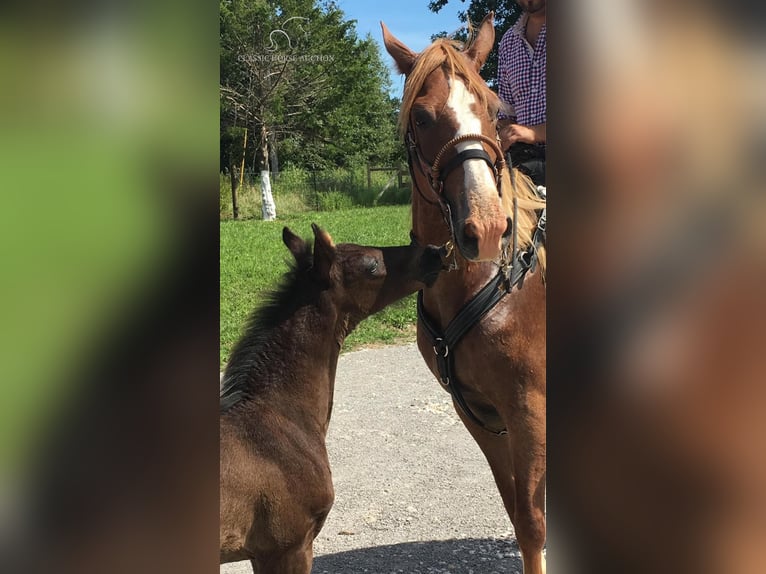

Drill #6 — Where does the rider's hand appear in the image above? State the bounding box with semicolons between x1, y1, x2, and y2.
498;121;545;150
503;124;537;146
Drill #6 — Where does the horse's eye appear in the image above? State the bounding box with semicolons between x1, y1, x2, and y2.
413;109;433;129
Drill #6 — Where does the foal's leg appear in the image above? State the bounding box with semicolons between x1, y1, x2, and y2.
250;543;313;574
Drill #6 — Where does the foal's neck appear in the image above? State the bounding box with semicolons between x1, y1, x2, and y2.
237;301;344;435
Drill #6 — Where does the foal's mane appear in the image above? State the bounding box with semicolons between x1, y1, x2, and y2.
400;38;546;270
222;239;318;396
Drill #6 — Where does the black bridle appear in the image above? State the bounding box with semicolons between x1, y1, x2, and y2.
406;127;507;204
406;125;510;271
406;122;545;435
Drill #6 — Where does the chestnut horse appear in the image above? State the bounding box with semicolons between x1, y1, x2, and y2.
382;13;547;574
219;224;443;573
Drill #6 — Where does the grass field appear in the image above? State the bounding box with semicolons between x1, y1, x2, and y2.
220;205;418;368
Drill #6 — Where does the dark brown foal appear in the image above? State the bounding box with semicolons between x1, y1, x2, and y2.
219;224;443;573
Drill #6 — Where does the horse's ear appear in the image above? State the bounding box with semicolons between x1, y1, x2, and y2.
381;22;416;76
311;223;336;282
282;227;307;262
466;11;495;71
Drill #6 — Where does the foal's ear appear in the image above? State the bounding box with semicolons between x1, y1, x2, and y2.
282;227;307;261
466;11;495;71
311;223;337;282
381;22;416;76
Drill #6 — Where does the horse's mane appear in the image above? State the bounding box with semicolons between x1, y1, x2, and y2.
399;38;546;271
501;169;546;271
221;239;318;399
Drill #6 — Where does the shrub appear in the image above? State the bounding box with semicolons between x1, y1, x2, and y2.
316;191;354;211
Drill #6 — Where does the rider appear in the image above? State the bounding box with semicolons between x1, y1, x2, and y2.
497;0;546;187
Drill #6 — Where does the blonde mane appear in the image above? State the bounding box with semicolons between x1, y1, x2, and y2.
398;38;490;138
400;39;546;271
501;169;546;271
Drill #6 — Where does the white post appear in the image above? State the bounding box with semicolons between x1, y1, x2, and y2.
260;170;276;221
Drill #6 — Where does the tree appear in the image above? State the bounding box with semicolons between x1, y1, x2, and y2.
429;0;522;89
270;10;401;169
220;0;401;220
220;0;282;219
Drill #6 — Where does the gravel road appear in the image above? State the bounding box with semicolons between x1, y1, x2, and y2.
221;343;520;574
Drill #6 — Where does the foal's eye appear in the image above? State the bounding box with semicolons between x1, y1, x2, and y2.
366;259;379;274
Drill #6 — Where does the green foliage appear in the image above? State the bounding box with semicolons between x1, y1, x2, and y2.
429;0;523;89
220;206;418;367
315;190;354;211
220;0;401;174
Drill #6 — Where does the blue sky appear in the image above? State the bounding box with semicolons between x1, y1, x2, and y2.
333;0;468;98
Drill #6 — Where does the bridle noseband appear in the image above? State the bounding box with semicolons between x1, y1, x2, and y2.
406;122;509;265
407;129;507;197
406;123;512;272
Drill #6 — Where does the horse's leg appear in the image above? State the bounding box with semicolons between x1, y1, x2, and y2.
512;457;546;574
508;394;546;574
456;398;546;574
458;415;517;519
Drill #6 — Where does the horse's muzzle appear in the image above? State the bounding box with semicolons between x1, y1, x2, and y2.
455;214;508;261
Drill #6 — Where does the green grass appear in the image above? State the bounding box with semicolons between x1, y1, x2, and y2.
220;205;417;368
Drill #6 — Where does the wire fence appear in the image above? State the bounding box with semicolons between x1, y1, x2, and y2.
220;165;411;219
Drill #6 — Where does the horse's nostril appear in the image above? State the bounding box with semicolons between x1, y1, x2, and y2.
464;221;480;239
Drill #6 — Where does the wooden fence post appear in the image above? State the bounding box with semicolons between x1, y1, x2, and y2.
230;166;239;220
239;127;247;192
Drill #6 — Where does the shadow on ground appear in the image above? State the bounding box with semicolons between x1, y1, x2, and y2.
311;537;521;573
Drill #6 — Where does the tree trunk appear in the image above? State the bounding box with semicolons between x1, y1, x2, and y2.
269;133;279;178
259;122;276;221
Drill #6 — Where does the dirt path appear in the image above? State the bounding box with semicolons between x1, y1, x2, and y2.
221;343;520;574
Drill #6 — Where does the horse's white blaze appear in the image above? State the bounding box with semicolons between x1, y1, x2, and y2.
445;78;497;193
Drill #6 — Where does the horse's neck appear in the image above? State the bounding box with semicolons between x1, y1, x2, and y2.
238;305;341;435
411;187;451;249
425;260;497;325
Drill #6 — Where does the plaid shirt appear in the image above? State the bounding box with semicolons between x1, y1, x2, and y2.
497;14;546;126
